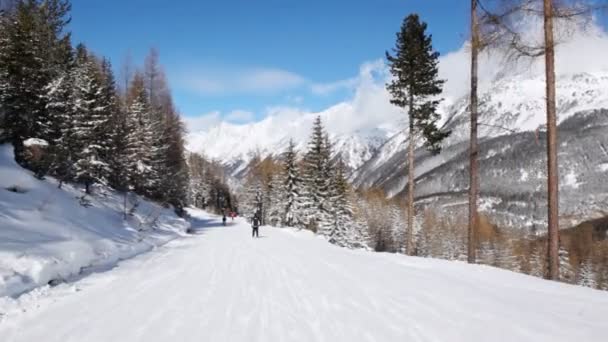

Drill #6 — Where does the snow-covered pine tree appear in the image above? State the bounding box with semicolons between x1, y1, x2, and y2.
301;116;333;232
70;45;110;194
42;68;75;184
0;0;70;152
99;57;130;192
187;152;210;208
315;134;336;236
282;139;303;228
389;203;406;253
326;156;362;248
161;109;189;210
125;72;156;196
266;171;285;227
559;245;575;283
529;246;545;278
577;258;597;289
242;176;263;218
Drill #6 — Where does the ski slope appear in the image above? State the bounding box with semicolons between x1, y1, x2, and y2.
1;209;607;342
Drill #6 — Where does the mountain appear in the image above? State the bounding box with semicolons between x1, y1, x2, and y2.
186;103;397;177
353;71;608;229
187;68;608;231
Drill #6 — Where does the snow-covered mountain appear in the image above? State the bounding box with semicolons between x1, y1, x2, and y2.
354;71;608;189
352;70;608;230
186;67;608;231
186;102;397;176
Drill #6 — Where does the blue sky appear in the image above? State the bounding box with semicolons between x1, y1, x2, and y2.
69;0;471;122
69;0;608;127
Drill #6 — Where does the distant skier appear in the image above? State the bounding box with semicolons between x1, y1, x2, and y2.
222;214;227;226
251;213;260;238
230;211;235;221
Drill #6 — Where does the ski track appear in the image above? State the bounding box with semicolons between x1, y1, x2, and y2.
1;209;607;342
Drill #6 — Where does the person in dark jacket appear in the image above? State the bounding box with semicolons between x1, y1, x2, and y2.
222;214;227;226
251;213;260;238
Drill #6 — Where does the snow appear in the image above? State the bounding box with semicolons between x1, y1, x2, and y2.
1;208;607;341
0;144;190;298
564;170;581;189
22;138;48;147
520;169;529;181
598;163;608;172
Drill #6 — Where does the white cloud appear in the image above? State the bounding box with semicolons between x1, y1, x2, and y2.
310;77;358;95
186;19;608;145
225;110;254;123
177;67;306;95
184;111;222;133
440;17;608;101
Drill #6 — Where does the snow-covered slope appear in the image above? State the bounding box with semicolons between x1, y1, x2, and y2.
1;209;606;341
0;145;190;298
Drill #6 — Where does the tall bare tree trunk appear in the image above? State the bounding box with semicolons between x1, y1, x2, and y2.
543;0;560;280
468;0;479;264
406;97;415;256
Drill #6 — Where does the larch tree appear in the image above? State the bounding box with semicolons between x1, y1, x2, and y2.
468;0;481;264
386;13;450;256
477;0;603;280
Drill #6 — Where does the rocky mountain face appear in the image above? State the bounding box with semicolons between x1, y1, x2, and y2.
353;71;608;231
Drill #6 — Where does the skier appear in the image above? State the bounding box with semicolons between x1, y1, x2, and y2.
251;213;260;238
222;214;227;226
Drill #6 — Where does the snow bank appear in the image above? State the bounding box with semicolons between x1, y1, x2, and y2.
0;144;190;298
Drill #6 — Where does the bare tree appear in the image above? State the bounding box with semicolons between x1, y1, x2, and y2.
543;0;559;280
468;0;481;264
120;50;134;99
478;0;603;280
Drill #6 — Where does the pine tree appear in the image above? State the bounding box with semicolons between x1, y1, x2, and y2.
559;245;575;283
577;258;597;289
42;67;75;184
0;0;71;153
162;110;189;210
266;172;284;226
125;72;156;195
282;139;303;227
301;116;333;232
71;45;109;194
386;13;450;255
99;58;129;192
529;246;545;278
326;156;358;247
389;203;406;253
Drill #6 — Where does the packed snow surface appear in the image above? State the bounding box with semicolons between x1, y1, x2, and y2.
0;145;190;298
1;209;606;342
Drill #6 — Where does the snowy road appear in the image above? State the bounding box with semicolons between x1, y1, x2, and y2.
1;209;607;342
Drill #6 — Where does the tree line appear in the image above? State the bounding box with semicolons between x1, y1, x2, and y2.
0;0;189;211
240;117;368;248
